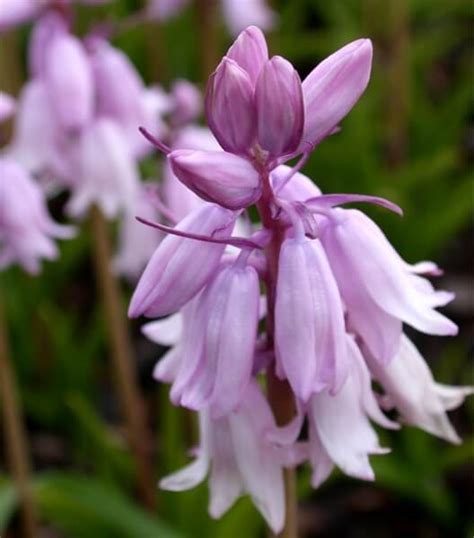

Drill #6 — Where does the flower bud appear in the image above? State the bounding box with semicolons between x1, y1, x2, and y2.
128;204;236;318
169;149;262;210
44;33;94;131
255;56;304;157
301;39;373;147
226;25;268;86
205;58;256;155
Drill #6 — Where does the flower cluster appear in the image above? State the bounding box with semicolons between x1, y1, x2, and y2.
1;1;207;279
130;26;472;532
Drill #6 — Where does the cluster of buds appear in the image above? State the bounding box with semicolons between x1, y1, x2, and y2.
130;27;472;532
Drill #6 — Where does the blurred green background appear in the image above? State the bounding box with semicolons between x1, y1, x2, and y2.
0;0;473;536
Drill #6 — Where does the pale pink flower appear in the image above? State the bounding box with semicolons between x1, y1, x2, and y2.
0;158;74;274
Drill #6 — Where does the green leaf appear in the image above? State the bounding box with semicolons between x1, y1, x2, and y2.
0;479;18;532
35;472;184;538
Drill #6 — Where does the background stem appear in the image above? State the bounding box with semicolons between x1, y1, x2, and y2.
89;205;156;511
195;0;219;80
0;292;37;538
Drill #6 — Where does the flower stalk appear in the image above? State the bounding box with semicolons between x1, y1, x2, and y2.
259;174;298;538
0;292;37;538
89;205;156;510
195;0;219;79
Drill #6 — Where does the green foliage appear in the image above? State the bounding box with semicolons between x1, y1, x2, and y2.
34;473;183;538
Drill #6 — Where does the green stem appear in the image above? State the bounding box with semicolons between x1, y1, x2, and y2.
257;174;299;538
90;205;156;511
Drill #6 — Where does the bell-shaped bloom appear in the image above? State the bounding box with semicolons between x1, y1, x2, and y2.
308;335;397;487
0;158;74;274
169;79;202;126
0;0;39;31
28;12;67;77
67;118;140;219
221;0;276;37
205;58;256;155
43;33;94;131
365;334;473;444
275;235;348;401
113;184;162;281
301;39;373;147
255;56;304;157
129;204;236;318
170;260;260;417
321;209;458;360
168;149;262;210
226;25;268;86
5;81;74;183
160;382;286;533
0;92;15;122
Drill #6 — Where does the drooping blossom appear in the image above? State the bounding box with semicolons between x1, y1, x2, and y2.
161;381;297;533
67;118;140;219
130;25;472;531
365;334;474;444
0;158;74;273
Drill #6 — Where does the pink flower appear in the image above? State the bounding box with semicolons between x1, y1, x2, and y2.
6;81;66;178
160;382;286;533
67;118;140;219
0;158;74;274
130;26;472;531
168;149;262;210
301;39;373;148
321;208;457;363
308;335;397;487
255;56;304;157
169;258;260;417
162;126;219;221
89;38;170;157
43;32;94;131
129;204;236;318
275;234;348;401
365;334;474;444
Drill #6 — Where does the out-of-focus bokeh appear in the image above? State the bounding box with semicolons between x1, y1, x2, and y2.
0;0;472;536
